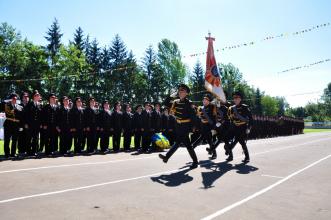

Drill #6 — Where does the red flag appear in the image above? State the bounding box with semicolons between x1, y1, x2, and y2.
205;33;226;103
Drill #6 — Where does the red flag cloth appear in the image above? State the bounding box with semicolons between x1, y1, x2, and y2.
205;34;226;103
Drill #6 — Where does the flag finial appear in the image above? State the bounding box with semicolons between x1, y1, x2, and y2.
206;32;215;41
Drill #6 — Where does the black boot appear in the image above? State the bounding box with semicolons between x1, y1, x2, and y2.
158;154;168;163
189;162;198;169
241;143;250;163
210;150;217;160
187;147;198;169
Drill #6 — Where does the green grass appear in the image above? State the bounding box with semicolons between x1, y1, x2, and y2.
304;128;331;133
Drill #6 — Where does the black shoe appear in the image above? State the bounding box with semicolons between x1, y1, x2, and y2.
225;150;229;156
210;151;217;160
190;162;198;169
206;147;212;155
226;156;233;162
158;154;168;163
242;158;250;163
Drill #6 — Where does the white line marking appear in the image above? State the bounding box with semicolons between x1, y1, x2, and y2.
201;154;331;220
261;174;284;179
0;138;330;204
0;136;330;175
0;155;157;174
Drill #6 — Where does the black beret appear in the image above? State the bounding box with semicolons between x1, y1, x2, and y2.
178;84;190;94
32;90;40;97
75;97;82;102
203;93;213;101
48;93;56;99
135;104;142;110
9;93;18;99
102;100;109;105
233;91;243;98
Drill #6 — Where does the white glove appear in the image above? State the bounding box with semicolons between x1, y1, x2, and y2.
216;122;221;128
246;128;251;134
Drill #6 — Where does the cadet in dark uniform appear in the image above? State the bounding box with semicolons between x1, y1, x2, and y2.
41;93;59;156
56;96;72;155
99;100;112;154
161;107;176;146
112;101;123;152
227;91;253;163
207;101;231;159
192;94;217;156
70;97;86;154
190;105;201;147
150;102;162;152
84;97;98;154
133;104;144;151
122;103;134;152
24;90;43;157
17;92;29;156
159;84;199;169
3;93;22;158
141;101;152;153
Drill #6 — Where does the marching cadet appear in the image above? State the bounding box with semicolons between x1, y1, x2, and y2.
150;102;162;152
227;91;253;163
56;96;72;155
161;107;176;146
17;91;29;156
192;93;217;157
141;101;152;153
122;103;134;152
133;104;144;151
207;100;231;159
190;105;201;147
3;93;22;158
159;84;199;169
41;93;59;156
24;90;43;157
98;100;112;154
112;101;123;152
84;97;99;154
70;97;86;154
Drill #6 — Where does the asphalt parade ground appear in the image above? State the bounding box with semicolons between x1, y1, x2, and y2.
0;132;330;220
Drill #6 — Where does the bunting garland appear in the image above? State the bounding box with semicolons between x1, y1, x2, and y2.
184;22;330;58
277;58;330;74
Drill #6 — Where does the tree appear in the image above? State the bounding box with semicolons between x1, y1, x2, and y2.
261;95;279;116
142;45;167;102
254;88;263;115
72;26;85;52
219;63;243;98
109;34;128;100
45;18;63;65
190;60;205;103
157;39;187;93
275;96;288;116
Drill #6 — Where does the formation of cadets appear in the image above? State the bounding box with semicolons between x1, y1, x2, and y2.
1;85;304;168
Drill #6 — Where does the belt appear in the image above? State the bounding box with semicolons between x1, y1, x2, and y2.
6;118;20;123
176;119;191;124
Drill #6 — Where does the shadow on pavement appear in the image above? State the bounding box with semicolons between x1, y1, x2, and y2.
200;160;259;189
150;165;193;187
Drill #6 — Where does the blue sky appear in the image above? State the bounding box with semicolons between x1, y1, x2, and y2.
1;0;330;107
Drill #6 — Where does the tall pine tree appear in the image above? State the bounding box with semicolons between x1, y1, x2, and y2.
190;60;205;103
72;26;85;52
45;18;63;65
